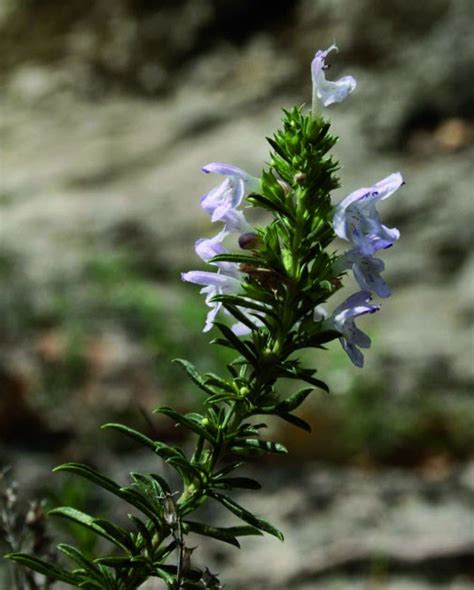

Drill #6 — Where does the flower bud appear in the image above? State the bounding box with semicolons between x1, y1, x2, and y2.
25;501;45;528
162;492;178;527
238;232;261;250
182;545;196;574
202;567;223;589
331;277;343;291
5;484;17;509
294;171;307;184
263;348;277;361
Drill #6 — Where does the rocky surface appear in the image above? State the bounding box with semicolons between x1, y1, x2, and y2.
2;455;473;589
190;461;474;589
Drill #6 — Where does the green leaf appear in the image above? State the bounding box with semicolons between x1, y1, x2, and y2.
5;553;79;585
276;366;329;393
275;387;314;413
297;373;329;392
215;462;245;477
149;473;171;495
184;521;263;548
209;492;284;541
205;391;238;406
102;423;157;451
152;566;176;586
53;464;143;548
291;329;341;351
203;373;235;392
53;464;139;535
130;472;163;499
266;137;289;163
173;359;216;395
57;544;102;578
213;295;278;319
220;302;261;332
230;439;288;455
213;477;262;490
154;441;186;461
210;252;272;267
129;515;154;555
183;521;240;547
247;193;293;218
92;519;135;553
278;412;312;432
49;507;130;551
214;321;257;363
166;455;204;484
116;487;162;528
154;406;216;443
154;539;178;561
94;556;147;568
54;463;120;495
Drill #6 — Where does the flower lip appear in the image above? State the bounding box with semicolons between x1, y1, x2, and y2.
337;249;391;299
337;173;404;212
202;162;251;180
180;270;240;289
325;290;380;367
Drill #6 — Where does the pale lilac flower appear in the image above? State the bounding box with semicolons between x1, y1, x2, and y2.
333;173;403;256
200;163;260;229
181;232;243;332
311;44;356;113
181;270;242;333
195;229;228;263
324;291;380;367
335;249;391;298
230;307;267;336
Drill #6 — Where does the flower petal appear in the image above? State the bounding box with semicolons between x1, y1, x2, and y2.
316;76;357;107
200;179;232;215
203;302;221;332
352;261;391;298
340;338;364;367
220;207;254;234
336;172;403;213
231;321;252;336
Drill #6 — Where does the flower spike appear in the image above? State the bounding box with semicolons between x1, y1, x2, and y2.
6;43;404;590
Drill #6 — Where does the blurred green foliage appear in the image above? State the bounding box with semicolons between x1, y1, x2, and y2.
284;380;474;466
1;243;473;465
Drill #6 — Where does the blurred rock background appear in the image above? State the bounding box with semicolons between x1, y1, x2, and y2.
0;0;473;588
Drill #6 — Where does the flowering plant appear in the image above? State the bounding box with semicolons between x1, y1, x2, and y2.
6;46;402;589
